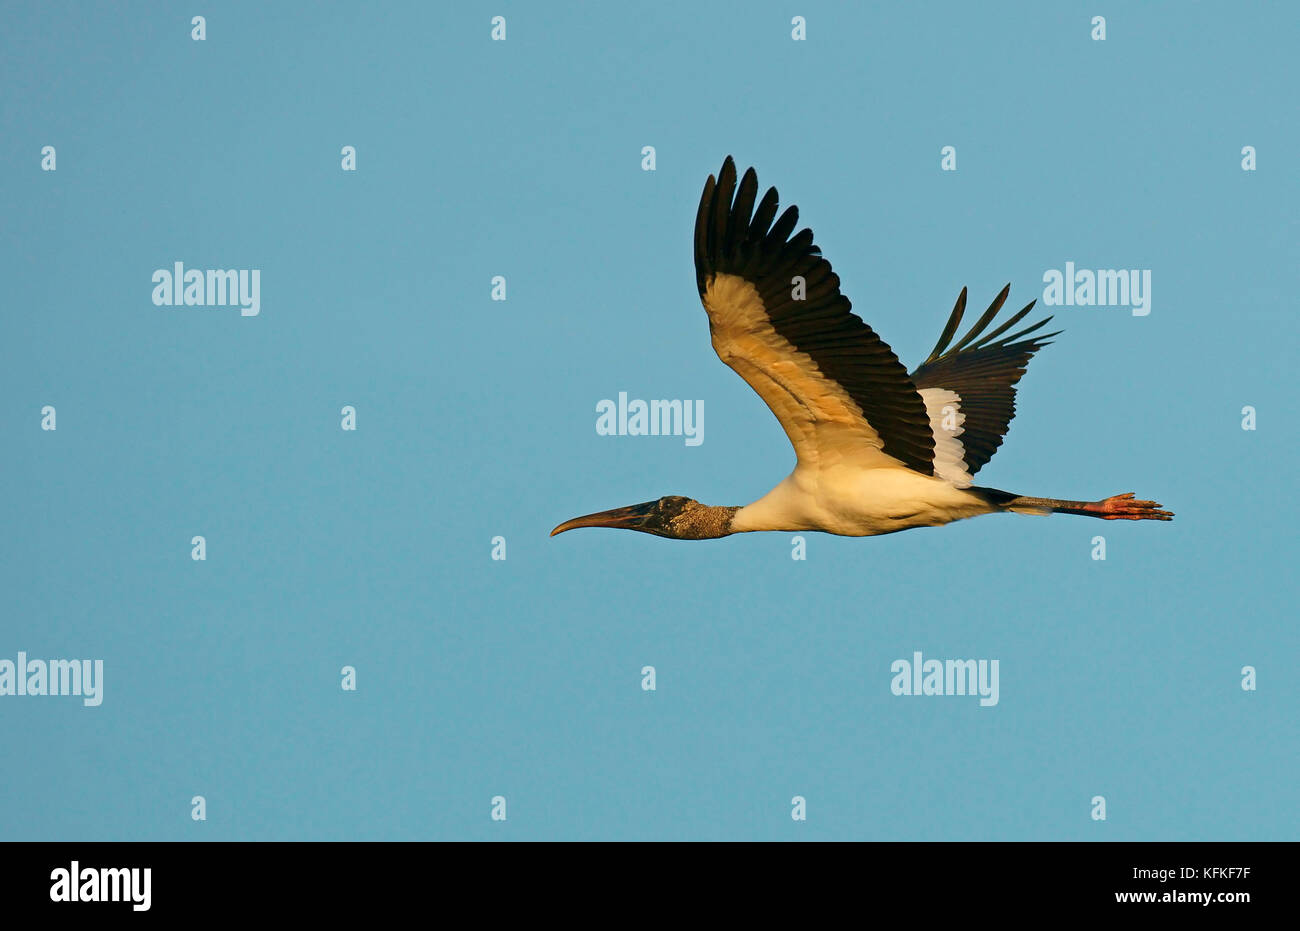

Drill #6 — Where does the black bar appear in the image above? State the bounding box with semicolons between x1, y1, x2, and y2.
1;841;1287;917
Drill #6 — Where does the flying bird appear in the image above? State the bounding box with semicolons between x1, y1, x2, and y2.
551;157;1172;541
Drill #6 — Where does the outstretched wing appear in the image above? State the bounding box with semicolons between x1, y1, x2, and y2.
694;156;935;475
910;284;1060;481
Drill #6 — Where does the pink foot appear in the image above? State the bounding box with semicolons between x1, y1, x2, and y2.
1088;492;1174;521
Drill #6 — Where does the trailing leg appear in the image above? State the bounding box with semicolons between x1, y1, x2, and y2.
978;488;1173;521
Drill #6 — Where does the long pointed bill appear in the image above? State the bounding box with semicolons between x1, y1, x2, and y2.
550;501;660;537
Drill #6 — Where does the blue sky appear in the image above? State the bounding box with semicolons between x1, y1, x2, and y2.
1;1;1296;840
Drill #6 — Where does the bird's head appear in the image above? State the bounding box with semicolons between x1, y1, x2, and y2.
550;495;735;540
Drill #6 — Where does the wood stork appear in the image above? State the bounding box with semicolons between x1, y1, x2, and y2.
551;157;1172;541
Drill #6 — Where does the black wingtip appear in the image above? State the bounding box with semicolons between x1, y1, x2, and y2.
922;286;969;365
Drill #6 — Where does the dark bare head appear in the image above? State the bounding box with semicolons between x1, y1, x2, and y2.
550;496;738;540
